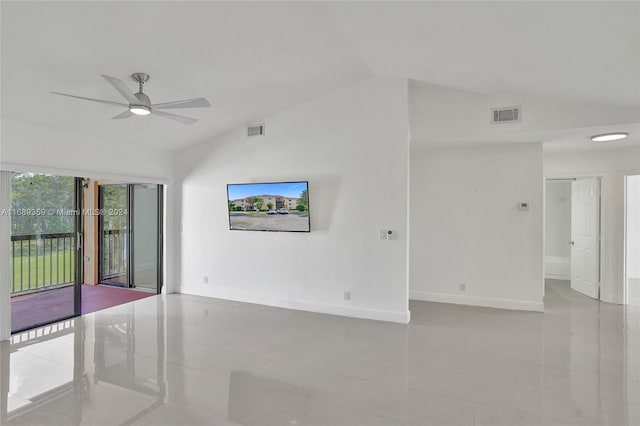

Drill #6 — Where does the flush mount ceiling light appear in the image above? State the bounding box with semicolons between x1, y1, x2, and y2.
591;132;629;142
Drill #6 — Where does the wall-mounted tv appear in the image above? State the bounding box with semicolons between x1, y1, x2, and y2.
227;181;310;232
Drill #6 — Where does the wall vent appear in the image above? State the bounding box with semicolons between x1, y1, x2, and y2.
247;124;265;137
491;106;521;123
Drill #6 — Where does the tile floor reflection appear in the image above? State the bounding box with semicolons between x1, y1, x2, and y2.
1;279;639;425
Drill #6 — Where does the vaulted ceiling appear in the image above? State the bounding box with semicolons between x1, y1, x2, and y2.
2;1;638;151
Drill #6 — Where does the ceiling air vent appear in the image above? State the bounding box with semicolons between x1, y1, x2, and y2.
247;124;265;137
491;106;521;124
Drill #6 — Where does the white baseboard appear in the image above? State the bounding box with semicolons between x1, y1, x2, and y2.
545;273;570;281
544;257;570;281
175;286;410;324
410;291;544;312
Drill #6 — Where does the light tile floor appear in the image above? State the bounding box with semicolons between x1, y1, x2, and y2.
1;279;638;425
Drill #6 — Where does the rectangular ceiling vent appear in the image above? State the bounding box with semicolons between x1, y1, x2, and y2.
491;106;521;124
247;124;265;137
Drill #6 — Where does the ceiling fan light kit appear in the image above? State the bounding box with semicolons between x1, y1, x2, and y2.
590;132;629;142
51;73;211;125
130;105;151;116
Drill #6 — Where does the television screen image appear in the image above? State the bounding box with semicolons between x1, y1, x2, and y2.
227;181;310;232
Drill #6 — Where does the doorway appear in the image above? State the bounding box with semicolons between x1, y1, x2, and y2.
98;183;163;293
544;177;601;300
625;175;640;306
7;174;163;334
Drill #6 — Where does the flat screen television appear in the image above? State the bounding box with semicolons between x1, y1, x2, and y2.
227;181;310;232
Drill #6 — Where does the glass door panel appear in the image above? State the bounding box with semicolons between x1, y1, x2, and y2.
132;184;159;290
10;173;81;333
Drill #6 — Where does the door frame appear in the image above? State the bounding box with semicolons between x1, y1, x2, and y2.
623;173;640;305
74;177;83;317
156;185;164;294
544;173;604;301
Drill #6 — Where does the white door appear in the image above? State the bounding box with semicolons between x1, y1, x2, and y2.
570;178;600;299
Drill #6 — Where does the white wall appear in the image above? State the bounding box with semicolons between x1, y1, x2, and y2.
544;145;640;304
545;181;571;258
1;119;173;182
409;82;640;145
176;77;410;323
409;143;544;311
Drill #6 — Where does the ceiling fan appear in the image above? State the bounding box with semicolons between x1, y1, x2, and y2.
51;73;210;125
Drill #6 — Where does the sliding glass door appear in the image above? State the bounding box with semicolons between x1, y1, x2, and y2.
132;184;161;290
10;174;82;333
99;184;162;293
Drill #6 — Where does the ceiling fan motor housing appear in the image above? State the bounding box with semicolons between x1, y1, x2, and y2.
131;73;150;84
134;92;151;106
132;73;151;107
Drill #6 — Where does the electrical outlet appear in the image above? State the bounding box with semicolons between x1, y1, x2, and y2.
379;229;388;240
344;290;351;301
203;276;208;284
460;283;466;292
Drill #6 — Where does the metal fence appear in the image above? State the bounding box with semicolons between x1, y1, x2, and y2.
10;232;75;296
102;229;127;280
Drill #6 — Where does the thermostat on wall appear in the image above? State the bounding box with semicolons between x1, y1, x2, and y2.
518;202;530;211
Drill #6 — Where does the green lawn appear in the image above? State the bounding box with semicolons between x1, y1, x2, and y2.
10;249;75;294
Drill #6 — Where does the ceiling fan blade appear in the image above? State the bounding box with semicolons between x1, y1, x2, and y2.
152;109;198;125
51;92;127;107
112;110;134;120
101;74;140;104
151;97;211;110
